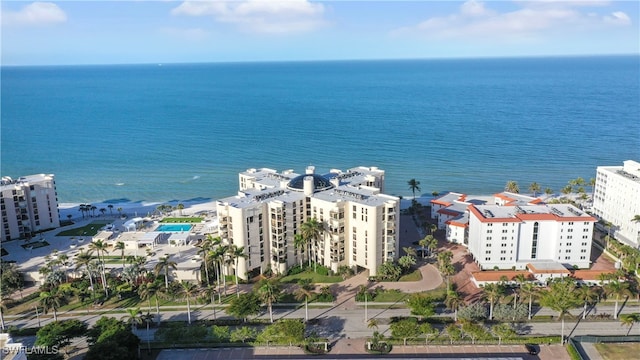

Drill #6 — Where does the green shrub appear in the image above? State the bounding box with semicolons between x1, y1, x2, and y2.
566;340;582;360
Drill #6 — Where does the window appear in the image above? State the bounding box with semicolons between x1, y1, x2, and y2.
501;243;507;247
582;242;588;246
500;257;506;261
485;257;491;261
580;256;586;260
485;250;491;254
531;222;539;259
565;256;571;260
486;243;492;247
487;230;493;234
500;250;506;254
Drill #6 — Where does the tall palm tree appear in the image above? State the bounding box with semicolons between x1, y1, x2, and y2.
402;246;417;258
122;307;143;331
577;286;599;320
620;313;640;336
0;296;12;331
137;282;160;319
293;234;306;267
539;277;581;344
519;282;537;320
198;235;214;287
604;280;632;319
528;182;541;197
482;283;504;320
229;244;248;297
88;239;109;297
74;249;96;299
141;312;154;354
445;290;464;322
78;204;87;219
203;285;218;320
256;278;280;323
631;215;640;223
39;288;67;322
294;279;314;322
407;179;421;198
418;236;429;259
300;218;324;272
154;255;177;289
505;180;519;193
107;204;114;215
114;241;126;269
176;203;185;216
178;281;199;324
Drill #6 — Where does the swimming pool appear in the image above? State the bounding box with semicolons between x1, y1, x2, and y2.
155;224;193;232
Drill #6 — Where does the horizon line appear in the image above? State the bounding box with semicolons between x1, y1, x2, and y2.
2;52;638;68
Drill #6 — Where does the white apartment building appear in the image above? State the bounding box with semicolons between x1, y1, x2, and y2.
217;166;400;280
1;174;60;241
431;192;540;245
592;160;640;248
468;203;596;270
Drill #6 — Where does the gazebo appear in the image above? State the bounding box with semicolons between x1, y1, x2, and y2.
123;217;144;232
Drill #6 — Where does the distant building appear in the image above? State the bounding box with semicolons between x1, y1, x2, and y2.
592;160;640;248
1;174;60;241
216;166;400;280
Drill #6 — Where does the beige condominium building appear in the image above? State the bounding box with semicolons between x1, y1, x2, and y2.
216;166;400;280
1;174;60;241
592;160;640;248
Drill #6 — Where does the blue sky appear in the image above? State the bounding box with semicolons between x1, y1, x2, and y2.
2;0;638;65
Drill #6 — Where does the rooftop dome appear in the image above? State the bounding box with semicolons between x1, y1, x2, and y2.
287;174;334;193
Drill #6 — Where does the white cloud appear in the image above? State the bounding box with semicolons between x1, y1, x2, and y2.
392;0;632;42
171;0;326;34
2;2;67;27
604;11;631;26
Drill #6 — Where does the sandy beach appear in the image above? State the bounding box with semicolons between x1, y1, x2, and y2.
58;199;219;222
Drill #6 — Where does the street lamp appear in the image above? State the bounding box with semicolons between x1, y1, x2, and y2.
35;306;41;327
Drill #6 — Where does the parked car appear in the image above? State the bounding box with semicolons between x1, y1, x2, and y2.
525;343;539;355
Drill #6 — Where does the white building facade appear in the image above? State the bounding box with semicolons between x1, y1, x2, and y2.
592;160;640;248
1;174;60;241
468;203;596;270
216;166;400;280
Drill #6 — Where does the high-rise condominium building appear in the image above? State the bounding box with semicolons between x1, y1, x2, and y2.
468;203;596;270
1;174;60;241
592;160;640;248
216;166;399;280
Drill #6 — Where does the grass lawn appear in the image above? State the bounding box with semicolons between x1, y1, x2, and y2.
373;290;409;303
280;271;343;284
56;221;110;237
160;217;203;223
399;269;422;282
594;343;640;360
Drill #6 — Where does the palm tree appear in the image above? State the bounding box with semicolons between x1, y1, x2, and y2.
300;218;324;272
203;285;218;320
402;246;417;258
141;312;154;354
137;282;160;319
74;249;97;300
631;215;640;223
107;204;114;215
176;203;185;216
293;234;306;267
0;296;12;331
519;282;537;320
482;283;504;320
294;279;314;322
88;239;109;297
445;290;464;322
604;280;632;319
117;207;123;217
90;205;97;217
429;224;438;235
256;278;280;323
367;318;379;331
178;281;199;324
418;236;429;259
198;235;214;287
154;255;177;289
99;208;106;217
425;235;438;257
229;244;248;297
505;180;519;193
114;241;126;269
122;307;143;331
407;179;421;198
39;288;67;321
577;286;599;320
620;313;640;336
528;182;541;197
78;204;87;219
544;187;554;197
539;277;581;344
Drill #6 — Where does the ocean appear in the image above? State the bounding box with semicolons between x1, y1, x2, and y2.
2;56;639;205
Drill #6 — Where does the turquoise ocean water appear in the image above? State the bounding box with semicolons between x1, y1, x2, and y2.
2;56;639;204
